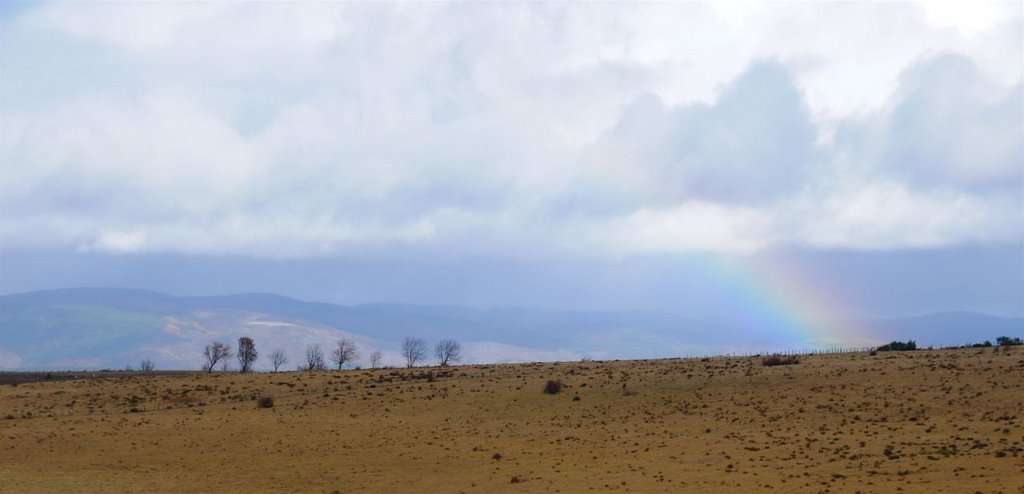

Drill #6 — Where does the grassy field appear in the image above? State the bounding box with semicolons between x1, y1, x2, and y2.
2;347;1022;493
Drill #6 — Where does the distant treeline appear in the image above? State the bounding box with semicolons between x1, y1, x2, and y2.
957;336;1023;348
876;336;1023;352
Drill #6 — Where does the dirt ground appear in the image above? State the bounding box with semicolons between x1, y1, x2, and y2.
2;347;1022;493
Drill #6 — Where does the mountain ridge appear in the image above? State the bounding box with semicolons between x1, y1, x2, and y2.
1;287;1020;370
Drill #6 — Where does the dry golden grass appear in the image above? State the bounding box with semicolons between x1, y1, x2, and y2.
2;347;1023;493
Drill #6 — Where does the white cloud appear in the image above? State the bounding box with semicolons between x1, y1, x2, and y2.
1;2;1020;258
584;202;774;255
915;0;1009;35
794;180;1019;250
26;2;230;52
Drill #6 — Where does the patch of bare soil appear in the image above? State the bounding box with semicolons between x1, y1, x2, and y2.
2;347;1022;493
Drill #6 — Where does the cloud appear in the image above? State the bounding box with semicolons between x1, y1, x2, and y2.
563;56;1022;254
1;3;1020;258
571;201;774;255
882;54;1023;189
793;180;1019;250
576;61;816;207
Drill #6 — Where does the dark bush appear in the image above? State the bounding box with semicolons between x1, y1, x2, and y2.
543;380;562;394
876;340;917;352
258;396;274;408
762;355;799;366
996;336;1023;347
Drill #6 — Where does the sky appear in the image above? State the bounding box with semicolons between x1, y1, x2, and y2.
1;1;1022;319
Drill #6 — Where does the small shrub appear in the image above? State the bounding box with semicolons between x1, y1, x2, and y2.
543;380;562;394
762;355;799;366
258;396;274;408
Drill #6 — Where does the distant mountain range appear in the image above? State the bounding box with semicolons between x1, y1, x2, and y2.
0;287;1020;370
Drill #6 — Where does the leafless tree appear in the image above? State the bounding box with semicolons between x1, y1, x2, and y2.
305;343;326;371
331;338;359;370
269;349;288;372
139;358;155;373
402;337;427;368
370;350;383;369
434;339;462;366
202;341;232;373
237;336;258;373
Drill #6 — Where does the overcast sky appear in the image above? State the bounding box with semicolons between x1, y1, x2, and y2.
1;1;1021;318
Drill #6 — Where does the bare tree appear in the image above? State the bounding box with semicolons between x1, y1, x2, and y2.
401;337;427;368
331;338;359;370
370;350;383;369
434;339;462;366
139;358;155;373
202;341;232;373
269;349;288;372
305;343;326;371
237;336;258;373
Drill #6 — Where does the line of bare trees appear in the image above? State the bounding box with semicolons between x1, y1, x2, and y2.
201;337;279;373
400;337;463;367
200;335;463;372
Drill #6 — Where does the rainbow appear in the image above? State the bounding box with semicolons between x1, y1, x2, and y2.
685;252;880;351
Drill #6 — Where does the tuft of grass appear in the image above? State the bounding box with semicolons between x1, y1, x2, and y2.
257;396;274;408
